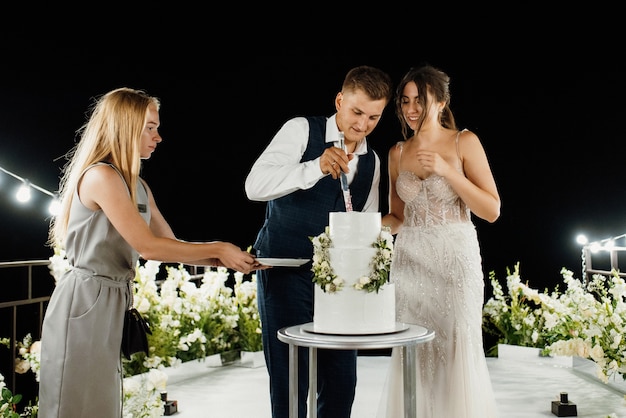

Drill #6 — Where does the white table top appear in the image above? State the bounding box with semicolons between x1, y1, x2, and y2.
278;322;435;350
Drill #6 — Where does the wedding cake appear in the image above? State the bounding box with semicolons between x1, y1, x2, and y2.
310;212;396;334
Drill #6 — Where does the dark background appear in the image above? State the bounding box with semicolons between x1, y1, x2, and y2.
1;10;625;410
1;17;625;295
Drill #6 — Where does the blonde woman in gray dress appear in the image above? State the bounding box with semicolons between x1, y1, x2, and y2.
380;65;501;417
38;87;264;418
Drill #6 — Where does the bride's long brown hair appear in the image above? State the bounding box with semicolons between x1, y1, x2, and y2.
395;64;456;140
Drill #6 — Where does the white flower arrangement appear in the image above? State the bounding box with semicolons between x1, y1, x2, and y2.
122;368;168;418
1;337;39;418
37;255;263;416
47;247;70;284
14;334;40;383
122;262;249;374
233;272;263;352
483;262;626;384
310;226;394;294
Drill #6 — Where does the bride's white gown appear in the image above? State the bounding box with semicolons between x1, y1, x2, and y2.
377;147;498;417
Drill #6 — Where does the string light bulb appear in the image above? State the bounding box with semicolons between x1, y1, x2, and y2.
16;180;32;202
605;239;616;251
48;195;61;215
1;164;60;216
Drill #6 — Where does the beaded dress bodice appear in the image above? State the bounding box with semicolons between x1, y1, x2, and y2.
396;133;470;228
396;171;471;227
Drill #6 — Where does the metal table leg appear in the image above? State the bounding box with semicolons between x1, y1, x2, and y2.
403;345;417;418
288;343;298;418
309;347;317;418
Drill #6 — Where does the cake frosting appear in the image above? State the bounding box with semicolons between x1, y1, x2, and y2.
311;212;396;334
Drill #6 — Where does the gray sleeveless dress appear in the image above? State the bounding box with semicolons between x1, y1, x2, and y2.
39;162;150;418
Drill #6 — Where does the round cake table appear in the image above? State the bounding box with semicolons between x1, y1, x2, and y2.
277;322;435;418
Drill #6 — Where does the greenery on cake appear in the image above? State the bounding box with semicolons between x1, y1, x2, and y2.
310;226;394;294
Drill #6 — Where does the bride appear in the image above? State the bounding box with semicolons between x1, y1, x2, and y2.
380;65;501;418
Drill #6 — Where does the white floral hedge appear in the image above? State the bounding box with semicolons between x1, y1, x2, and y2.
1;255;262;417
483;262;626;384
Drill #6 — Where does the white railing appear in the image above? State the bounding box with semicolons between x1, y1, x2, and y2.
581;234;626;282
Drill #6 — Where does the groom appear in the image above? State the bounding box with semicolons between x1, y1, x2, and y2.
244;65;393;418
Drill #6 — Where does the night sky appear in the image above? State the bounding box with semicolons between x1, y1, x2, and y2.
1;25;625;293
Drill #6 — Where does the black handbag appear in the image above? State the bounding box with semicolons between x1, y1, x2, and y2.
122;279;152;359
122;307;152;360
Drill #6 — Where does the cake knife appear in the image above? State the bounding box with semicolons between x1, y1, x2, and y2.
338;132;353;212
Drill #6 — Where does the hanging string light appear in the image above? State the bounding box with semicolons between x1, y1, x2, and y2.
0;164;60;215
16;179;31;202
576;232;626;283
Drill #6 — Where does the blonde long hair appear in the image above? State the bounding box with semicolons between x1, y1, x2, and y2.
48;87;160;249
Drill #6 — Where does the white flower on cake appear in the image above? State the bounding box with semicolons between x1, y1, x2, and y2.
310;226;394;294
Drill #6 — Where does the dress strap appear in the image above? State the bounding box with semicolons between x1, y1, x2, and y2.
455;129;467;172
454;130;462;159
397;141;405;164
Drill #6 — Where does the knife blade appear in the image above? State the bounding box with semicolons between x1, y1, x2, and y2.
338;132;353;212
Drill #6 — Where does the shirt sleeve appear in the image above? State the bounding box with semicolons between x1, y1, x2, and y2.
245;117;327;202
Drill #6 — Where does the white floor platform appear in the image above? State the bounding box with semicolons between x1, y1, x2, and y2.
163;349;626;417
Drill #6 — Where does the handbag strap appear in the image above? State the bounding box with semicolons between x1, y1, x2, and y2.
128;278;134;310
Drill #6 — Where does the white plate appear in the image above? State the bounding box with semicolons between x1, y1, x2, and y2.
256;258;310;267
301;322;410;335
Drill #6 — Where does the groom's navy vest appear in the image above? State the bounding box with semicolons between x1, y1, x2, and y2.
253;116;376;259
